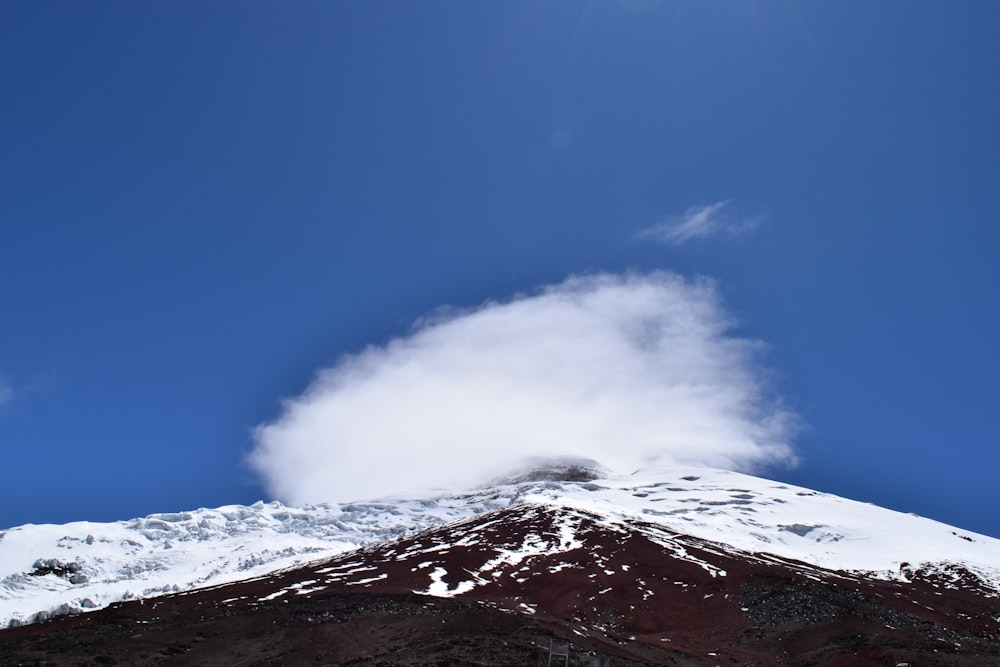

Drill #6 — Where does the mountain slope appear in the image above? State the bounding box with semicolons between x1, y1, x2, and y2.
0;487;512;627
3;498;1000;665
2;464;999;636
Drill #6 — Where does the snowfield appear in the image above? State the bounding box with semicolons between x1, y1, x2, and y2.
2;464;999;628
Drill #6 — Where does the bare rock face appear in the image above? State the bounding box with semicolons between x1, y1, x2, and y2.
486;456;609;485
3;501;1000;666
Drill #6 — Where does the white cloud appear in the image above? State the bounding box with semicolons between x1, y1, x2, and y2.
249;272;798;505
637;200;761;245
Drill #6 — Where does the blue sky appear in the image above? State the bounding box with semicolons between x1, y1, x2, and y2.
2;1;998;537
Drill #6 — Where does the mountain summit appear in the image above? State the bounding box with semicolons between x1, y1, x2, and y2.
3;465;1000;664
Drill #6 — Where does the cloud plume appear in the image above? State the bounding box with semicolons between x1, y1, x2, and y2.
637;201;760;245
250;272;798;505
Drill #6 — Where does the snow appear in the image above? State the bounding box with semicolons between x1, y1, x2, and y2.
258;589;287;601
513;466;1000;588
3;464;1000;627
0;491;512;627
345;574;387;586
414;567;476;597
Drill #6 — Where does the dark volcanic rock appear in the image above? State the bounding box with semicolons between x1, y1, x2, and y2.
0;592;673;666
488;456;607;485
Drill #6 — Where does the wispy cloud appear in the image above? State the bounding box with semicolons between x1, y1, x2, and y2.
249;272;799;505
0;379;14;407
637;200;761;246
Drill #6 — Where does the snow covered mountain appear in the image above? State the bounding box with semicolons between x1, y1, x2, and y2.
0;485;510;628
3;463;1000;633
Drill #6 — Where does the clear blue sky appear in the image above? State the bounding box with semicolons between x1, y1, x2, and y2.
2;1;998;536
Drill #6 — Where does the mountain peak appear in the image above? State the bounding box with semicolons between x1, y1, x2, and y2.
486;456;608;486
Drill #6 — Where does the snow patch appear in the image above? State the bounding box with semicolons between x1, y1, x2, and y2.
414;567;476;598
